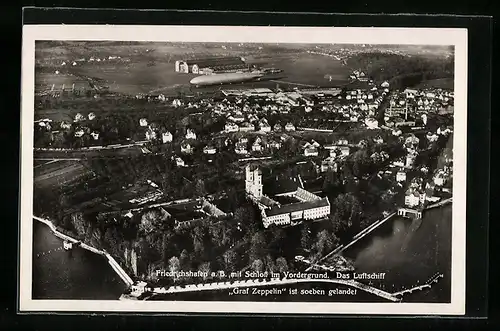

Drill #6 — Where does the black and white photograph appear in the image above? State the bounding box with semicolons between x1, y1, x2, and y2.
20;25;467;315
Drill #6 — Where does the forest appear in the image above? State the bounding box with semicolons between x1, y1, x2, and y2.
347;52;454;89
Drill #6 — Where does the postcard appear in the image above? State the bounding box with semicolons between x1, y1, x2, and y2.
20;24;467;315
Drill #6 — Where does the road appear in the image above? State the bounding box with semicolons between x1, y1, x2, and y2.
34;145;145;160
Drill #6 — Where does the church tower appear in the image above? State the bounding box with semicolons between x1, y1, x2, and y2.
245;164;263;198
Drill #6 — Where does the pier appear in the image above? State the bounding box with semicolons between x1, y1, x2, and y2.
33;216;134;287
393;273;444;297
306;212;397;271
425;197;452;210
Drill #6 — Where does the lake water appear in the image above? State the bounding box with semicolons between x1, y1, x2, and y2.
32;220;126;300
342;205;452;302
32;204;451;302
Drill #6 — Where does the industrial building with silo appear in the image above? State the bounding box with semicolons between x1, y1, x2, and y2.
175;56;249;75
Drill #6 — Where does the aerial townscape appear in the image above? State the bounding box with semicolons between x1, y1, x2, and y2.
33;41;454;303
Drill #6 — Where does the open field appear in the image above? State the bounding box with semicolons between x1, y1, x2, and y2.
35;42;352;97
34;160;93;188
35;72;90;92
414;78;454;90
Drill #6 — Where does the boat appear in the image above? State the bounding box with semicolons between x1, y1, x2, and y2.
63;240;73;250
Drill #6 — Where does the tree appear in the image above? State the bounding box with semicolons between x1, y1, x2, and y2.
139;209;161;234
300;223;313;250
194;178;207;197
331;193;363;233
251;259;264;273
70;212;87;237
222;250;238;273
235;205;258;234
249;231;267;260
198;262;211;281
179;249;191;271
265;254;277;273
315;230;338;258
168;256;180;281
276;257;289;273
208;223;222;247
268;225;286;249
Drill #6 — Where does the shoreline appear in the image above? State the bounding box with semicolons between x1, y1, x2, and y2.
33;216;134;287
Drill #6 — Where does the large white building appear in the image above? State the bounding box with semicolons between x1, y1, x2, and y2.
245;165;263;198
245;165;330;228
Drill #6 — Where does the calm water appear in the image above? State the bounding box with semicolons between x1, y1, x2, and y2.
32;204;451;302
32;220;125;300
342;205;452;302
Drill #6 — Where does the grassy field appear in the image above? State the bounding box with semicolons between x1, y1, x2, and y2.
35;72;90;92
35;42;352;96
34;160;93;188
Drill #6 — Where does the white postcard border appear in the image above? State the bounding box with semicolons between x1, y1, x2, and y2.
20;25;467;315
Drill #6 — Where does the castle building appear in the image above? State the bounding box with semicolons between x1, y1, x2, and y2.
245;165;263;198
245;165;330;228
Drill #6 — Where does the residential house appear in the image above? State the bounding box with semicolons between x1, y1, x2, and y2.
337;138;349;145
235;143;248;155
273;123;283;132
239;122;254;132
252;138;263;152
230;113;246;123
321;157;338;172
310;140;321;148
285;122;296;132
225;122;239;133
392;129;403;136
88;112;96;121
392;157;405;168
181;142;193;154
74;128;85;138
433;170;447;186
304;146;319;157
426;132;439;143
269;140;282;150
91;131;99;140
404;188;426;208
396;170;407;182
175;157;185;167
203;145;217;155
185;129;197;140
365;117;379;129
406;152;417;168
338;146;350;157
60;121;72;130
405;134;420;147
145;128;157;141
259;119;271;133
373;136;384;144
139;118;148;127
162;131;173;143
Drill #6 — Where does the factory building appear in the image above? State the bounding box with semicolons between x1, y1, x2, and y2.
175;57;248;74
